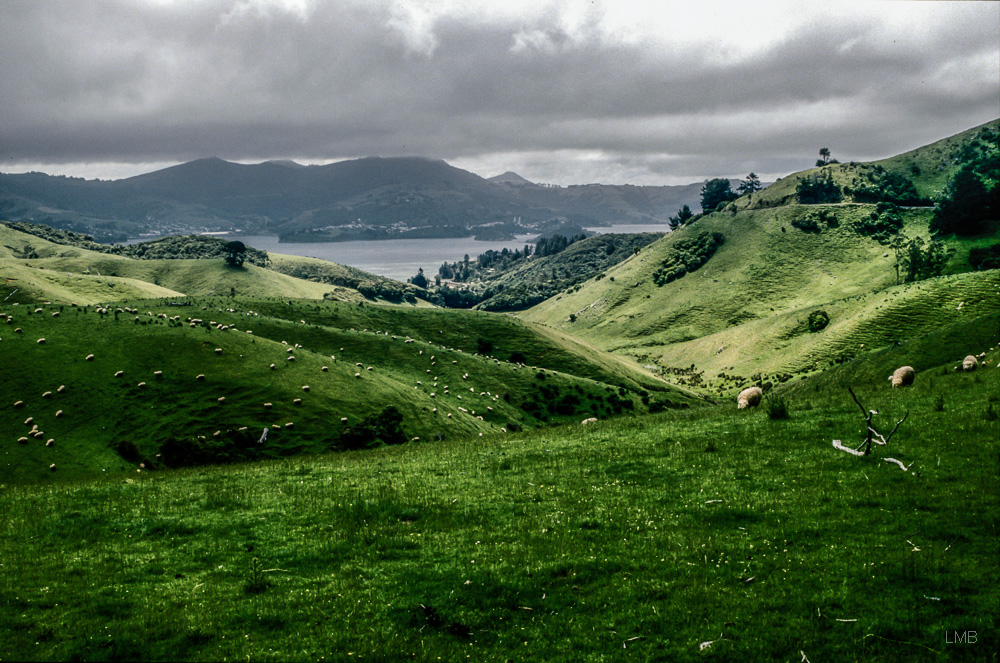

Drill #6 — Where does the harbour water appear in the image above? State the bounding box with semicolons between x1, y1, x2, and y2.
134;223;670;282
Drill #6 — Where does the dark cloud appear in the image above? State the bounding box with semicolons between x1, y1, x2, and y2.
1;1;997;184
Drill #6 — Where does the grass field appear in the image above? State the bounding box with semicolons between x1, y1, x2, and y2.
1;352;996;662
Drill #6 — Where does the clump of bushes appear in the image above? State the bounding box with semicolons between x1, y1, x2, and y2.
337;406;406;450
852;202;904;241
808;310;830;332
652;231;725;286
796;171;842;204
846;165;924;205
969;244;1000;270
766;397;790;420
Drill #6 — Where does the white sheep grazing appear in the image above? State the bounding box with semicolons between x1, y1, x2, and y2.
86;354;94;361
37;338;46;344
962;355;979;371
196;374;206;380
114;370;124;377
42;391;52;398
302;385;310;392
264;403;273;409
57;385;65;393
341;417;348;423
888;366;915;388
217;397;226;404
49;464;56;471
55;410;63;418
582;417;598;425
154;370;163;377
13;400;24;408
737;386;763;409
215;348;223;355
17;437;29;444
293;398;302;405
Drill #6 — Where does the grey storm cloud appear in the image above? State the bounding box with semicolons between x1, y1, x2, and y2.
1;0;997;184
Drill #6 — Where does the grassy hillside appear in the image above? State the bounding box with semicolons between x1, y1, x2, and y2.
742;118;999;209
522;122;1000;395
0;224;359;304
1;297;700;483
1;346;996;661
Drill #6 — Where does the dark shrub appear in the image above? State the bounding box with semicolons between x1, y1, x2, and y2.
808;310;830;332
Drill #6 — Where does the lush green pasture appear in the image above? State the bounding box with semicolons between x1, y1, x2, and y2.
2;362;996;662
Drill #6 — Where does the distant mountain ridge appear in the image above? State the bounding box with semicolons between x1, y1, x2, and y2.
0;157;714;243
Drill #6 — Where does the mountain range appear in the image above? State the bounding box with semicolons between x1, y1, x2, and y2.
0;157;719;243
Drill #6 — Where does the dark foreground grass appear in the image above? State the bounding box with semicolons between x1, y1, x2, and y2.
1;367;997;662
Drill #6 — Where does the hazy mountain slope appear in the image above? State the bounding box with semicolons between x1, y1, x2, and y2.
1;157;727;240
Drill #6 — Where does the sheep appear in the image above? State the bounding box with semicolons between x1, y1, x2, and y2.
57;385;66;393
264;402;273;409
52;312;59;317
217;397;226;404
196;374;206;380
284;422;294;429
270;364;276;370
963;355;979;371
42;391;52;398
215;348;223;355
114;371;124;377
341;417;348;423
17;437;29;444
287;356;295;362
37;338;46;344
86;354;94;361
55;410;63;418
888;366;915;388
355;373;361;378
154;370;163;377
45;439;54;447
49;464;57;471
737;386;763;409
24;417;34;426
13;400;23;408
293;398;302;405
321;366;328;372
137;382;146;388
287;347;295;353
302;385;310;392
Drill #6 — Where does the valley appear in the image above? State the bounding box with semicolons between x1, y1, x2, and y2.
1;119;997;662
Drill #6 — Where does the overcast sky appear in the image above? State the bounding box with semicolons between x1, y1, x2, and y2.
1;0;997;185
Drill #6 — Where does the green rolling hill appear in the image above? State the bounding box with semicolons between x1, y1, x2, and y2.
521;121;1000;395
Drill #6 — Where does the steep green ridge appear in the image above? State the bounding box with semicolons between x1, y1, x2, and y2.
740;118;999;210
522;122;1000;394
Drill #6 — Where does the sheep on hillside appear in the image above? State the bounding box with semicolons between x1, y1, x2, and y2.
737;386;763;409
963;355;979;372
889;366;915;388
582;417;598;425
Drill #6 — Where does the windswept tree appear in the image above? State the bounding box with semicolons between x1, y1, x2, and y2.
410;267;428;288
223;240;247;268
668;204;693;230
816;148;832;167
737;172;762;195
700;178;737;213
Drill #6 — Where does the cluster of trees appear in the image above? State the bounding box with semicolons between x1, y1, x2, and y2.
851;202;904;241
846;165;924;206
795;171;843;204
891;234;950;284
438;244;535;283
691;173;763;219
652;231;725;286
790;209;838;233
930;157;999;236
115;235;271;266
